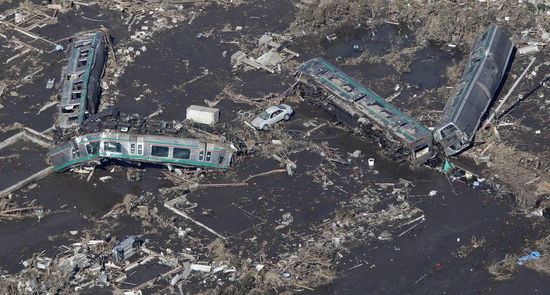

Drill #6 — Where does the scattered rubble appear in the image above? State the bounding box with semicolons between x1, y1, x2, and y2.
1;0;549;294
231;33;299;73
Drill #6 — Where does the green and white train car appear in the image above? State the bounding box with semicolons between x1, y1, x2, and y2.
48;132;235;172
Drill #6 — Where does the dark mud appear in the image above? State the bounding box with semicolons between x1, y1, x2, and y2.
321;23;415;59
403;44;455;90
306;172;549;294
0;140;48;190
0;0;548;294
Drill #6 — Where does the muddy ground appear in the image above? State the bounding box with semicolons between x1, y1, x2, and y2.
0;0;549;294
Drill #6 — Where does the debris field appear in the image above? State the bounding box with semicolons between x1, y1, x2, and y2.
0;1;549;294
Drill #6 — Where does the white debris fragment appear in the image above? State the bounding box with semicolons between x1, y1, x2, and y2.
255;264;265;271
14;13;24;24
223;267;237;273
518;45;539;55
190;263;211;272
70;230;78;236
378;231;392;241
186;105;220;125
99;176;113;182
170;273;183;286
428;190;437;196
531;209;543;217
275;212;294;230
368;158;375;167
213;265;227;273
46;78;55;89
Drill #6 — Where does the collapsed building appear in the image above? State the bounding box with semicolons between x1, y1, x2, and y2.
231;33;299;73
57;31;107;130
297;25;514;164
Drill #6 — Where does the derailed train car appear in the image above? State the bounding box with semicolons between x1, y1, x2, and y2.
297;25;513;164
297;57;435;164
57;31;107;129
48;131;235;172
434;25;514;155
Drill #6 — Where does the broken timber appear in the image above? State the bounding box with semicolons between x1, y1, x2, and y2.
0;127;53;151
482;57;536;129
0;167;54;197
164;197;226;239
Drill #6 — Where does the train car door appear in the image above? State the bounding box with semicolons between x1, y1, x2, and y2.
129;136;144;156
137;137;144;156
204;143;215;163
197;143;206;162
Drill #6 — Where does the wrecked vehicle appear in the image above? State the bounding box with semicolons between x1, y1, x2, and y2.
434;25;514;156
57;31;107;130
296;58;434;164
251;104;293;130
112;236;144;262
297;25;514;164
48;131;234;172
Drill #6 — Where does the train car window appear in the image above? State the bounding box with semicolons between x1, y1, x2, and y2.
219;154;225;164
72;82;83;91
77;59;88;67
440;124;458;138
85;142;100;154
130;144;136;154
104;141;122;153
137;145;143;155
199;151;204;161
72;147;80;158
151;146;169;157
173;148;191;159
206;151;212;162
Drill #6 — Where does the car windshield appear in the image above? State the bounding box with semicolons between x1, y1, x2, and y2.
258;111;270;120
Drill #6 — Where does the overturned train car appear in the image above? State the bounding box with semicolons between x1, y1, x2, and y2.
57;31;107;129
297;57;435;164
297;25;513;164
48;132;234;172
434;25;514;156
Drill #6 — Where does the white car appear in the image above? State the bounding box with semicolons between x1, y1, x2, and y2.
251;104;293;130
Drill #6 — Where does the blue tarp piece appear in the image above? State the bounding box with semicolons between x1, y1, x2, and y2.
518;251;542;265
442;159;453;172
